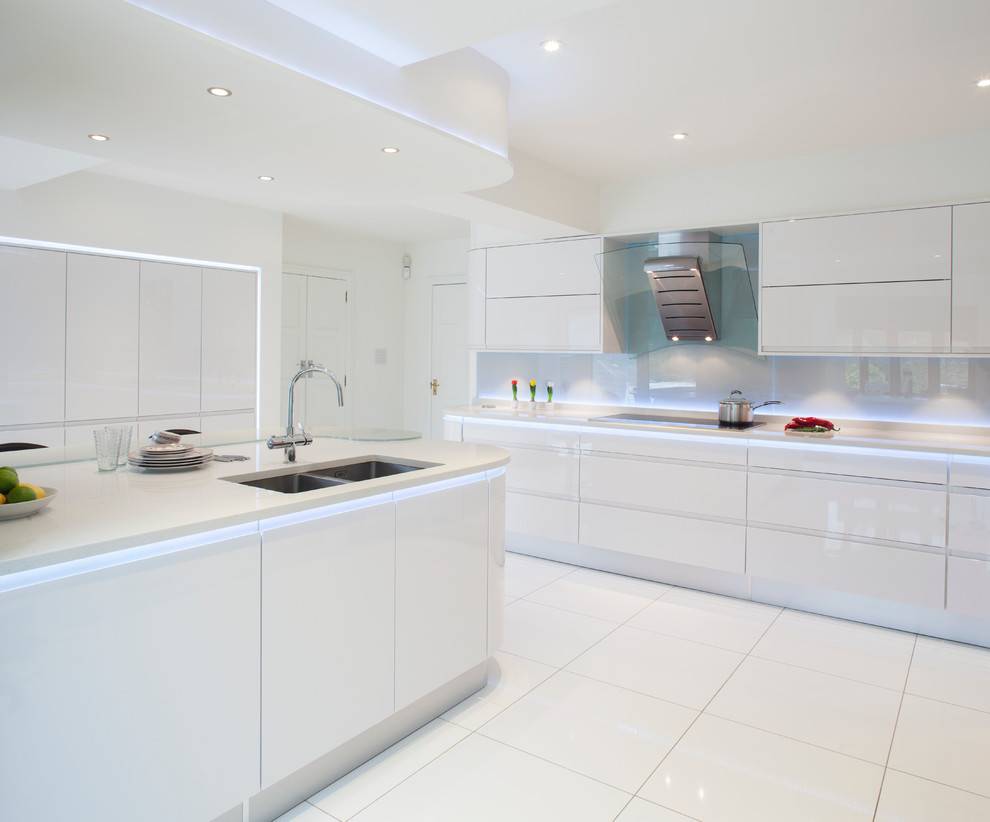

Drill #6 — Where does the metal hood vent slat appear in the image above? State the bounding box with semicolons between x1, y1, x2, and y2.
643;255;717;342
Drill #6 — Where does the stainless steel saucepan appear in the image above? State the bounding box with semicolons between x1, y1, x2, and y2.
718;389;782;427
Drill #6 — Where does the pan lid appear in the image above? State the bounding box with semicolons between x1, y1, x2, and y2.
721;389;749;405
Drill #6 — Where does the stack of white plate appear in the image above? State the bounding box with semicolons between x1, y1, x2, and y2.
128;442;213;472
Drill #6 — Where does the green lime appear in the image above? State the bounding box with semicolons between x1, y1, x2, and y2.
0;467;18;494
6;484;38;504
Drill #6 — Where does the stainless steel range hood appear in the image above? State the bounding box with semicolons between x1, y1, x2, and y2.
643;255;717;341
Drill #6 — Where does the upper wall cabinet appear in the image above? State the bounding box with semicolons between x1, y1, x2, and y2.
139;262;202;416
66;253;140;420
0;246;66;426
761;207;951;287
759;206;954;355
951;202;990;353
202;267;256;412
486;237;603;297
467;248;486;350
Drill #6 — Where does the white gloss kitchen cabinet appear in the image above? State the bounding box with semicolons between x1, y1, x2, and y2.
475;236;616;352
202;266;257;412
951;201;990;353
759;206;953;354
0;531;262;822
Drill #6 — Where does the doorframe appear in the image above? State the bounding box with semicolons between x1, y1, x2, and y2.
282;264;354;432
428;280;467;439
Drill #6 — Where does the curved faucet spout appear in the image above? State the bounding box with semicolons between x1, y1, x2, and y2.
271;362;345;461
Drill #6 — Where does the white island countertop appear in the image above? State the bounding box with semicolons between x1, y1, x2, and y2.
0;438;508;578
445;403;990;459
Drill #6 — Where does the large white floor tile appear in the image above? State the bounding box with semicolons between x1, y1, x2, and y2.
275;802;338;821
906;636;990;712
504;552;575;601
501;600;617;667
442;652;556;730
707;657;901;763
628;588;780;652
615;797;695;821
350;734;630;822
308;718;469;820
889;694;990;796
876;769;990;821
752;610;915;690
567;625;743;709
640;715;883;822
526;568;669;622
480;670;696;792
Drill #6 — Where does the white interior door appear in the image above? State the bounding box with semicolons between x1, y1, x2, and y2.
430;283;468;439
304;275;348;429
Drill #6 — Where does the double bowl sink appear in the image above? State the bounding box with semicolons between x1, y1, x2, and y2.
225;459;439;494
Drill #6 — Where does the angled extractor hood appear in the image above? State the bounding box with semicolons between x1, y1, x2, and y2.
643;256;717;341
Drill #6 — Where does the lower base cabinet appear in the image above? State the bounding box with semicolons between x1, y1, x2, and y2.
947;556;990;619
260;502;396;787
0;533;261;822
395;479;489;710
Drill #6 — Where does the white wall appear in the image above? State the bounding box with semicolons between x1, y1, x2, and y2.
0;171;283;431
600;130;990;234
401;237;470;436
282;216;406;430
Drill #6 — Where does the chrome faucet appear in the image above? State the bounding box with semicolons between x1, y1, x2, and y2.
267;362;344;462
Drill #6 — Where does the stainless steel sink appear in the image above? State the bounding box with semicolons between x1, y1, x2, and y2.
223;458;440;494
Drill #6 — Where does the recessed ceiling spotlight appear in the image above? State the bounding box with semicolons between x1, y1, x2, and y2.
541;39;562;53
977;78;990;88
87;133;109;142
704;335;713;342
672;132;688;141
257;175;275;182
381;146;400;154
207;86;232;97
671;336;680;342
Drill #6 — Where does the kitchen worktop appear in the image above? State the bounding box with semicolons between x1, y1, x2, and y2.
0;438;508;578
446;403;990;459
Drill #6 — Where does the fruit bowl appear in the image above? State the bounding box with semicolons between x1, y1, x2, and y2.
0;488;57;521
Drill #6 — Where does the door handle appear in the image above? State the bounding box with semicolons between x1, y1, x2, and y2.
430;378;439;396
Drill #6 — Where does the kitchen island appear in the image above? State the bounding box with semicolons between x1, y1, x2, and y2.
0;438;508;822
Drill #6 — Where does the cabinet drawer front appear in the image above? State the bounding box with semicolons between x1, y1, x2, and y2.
748;443;947;485
748;471;946;547
486;294;601;350
486;237;602;298
761;207;950;287
580;502;745;573
581;430;747;466
581;454;746;520
949;491;990;559
947;556;990;618
507;492;578;543
463;420;579;450
761;280;950;354
950;202;990;352
747;526;944;608
951;455;990;490
503;445;579;498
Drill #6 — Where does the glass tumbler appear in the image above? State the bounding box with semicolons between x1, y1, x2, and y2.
113;425;133;466
93;426;122;472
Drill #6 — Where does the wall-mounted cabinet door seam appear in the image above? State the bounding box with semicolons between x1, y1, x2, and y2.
139;262;202;416
485;237;602;298
761;206;950;287
65;253;139;420
0;246;66;425
951;202;990;352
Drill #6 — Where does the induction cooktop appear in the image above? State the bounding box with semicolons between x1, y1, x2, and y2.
590;413;766;430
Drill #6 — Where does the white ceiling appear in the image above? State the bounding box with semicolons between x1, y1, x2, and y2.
0;136;103;191
478;0;990;182
265;0;615;66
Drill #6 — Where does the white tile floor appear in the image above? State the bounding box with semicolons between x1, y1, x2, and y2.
278;552;990;822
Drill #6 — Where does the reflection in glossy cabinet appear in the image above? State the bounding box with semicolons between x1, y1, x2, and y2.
502;444;580;498
952;202;990;353
761;207;950;287
202;267;256;411
394;479;489;710
139;261;202;416
66;253;140;420
260;502;396;787
0;246;65;425
0;533;261;822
